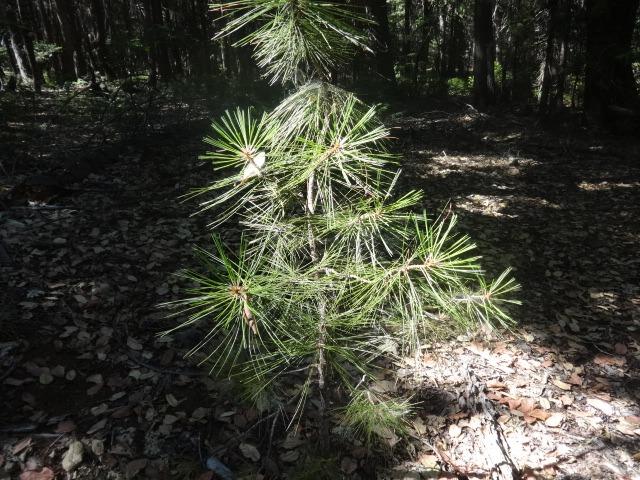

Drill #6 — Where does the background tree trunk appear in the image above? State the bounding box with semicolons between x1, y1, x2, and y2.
368;0;396;86
473;0;496;110
584;0;640;122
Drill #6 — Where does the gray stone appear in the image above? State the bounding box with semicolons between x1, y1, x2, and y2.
62;440;84;472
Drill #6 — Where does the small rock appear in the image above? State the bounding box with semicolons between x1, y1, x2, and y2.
51;365;65;377
61;441;84;472
53;238;67;245
65;370;76;381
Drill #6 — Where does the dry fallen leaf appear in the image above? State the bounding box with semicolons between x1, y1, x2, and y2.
55;420;76;433
586;398;614;416
552;379;572;391
239;442;261;462
545;413;564;427
567;372;583;386
614;343;628;355
560;394;574;406
519;398;536;415
126;337;143;351
19;468;55;480
593;354;625;367
529;409;551;421
12;437;32;455
125;458;148;479
448;424;462;438
418;453;438;468
623;415;640;425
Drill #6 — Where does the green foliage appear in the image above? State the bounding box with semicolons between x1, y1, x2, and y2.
341;390;413;445
212;0;371;84
447;76;473;96
33;41;62;63
166;0;519;444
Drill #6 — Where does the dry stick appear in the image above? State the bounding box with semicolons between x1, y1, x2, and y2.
306;171;329;446
465;368;519;480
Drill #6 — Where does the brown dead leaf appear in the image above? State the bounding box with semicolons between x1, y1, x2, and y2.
507;398;522;412
486;379;507;389
19;468;55;480
519;398;536;414
12;437;32;455
529;409;551;421
567;372;583;386
614;343;628;355
593;354;626;367
623;415;640;425
55;420;76;433
560;394;574;406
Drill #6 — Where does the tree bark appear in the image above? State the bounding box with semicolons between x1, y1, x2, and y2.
5;2;31;86
151;0;172;80
368;0;396;86
17;0;44;91
584;0;640;122
91;0;110;77
473;0;496;110
54;0;81;80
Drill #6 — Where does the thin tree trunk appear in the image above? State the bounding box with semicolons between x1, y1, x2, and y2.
539;0;559;114
151;0;172;80
17;0;43;91
368;0;396;86
552;0;571;110
53;0;80;80
473;0;496;110
5;3;30;85
91;0;110;77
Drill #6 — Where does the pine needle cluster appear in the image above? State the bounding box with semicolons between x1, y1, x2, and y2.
165;0;519;443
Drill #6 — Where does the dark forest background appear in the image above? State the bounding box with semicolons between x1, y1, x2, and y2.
1;0;639;127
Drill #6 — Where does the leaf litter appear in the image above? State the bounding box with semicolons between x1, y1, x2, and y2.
1;98;640;479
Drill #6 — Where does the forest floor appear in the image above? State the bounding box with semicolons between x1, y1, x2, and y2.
1;89;640;480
